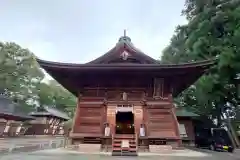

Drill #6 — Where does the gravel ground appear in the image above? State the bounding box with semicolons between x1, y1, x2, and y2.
0;137;65;154
0;137;64;147
0;138;239;160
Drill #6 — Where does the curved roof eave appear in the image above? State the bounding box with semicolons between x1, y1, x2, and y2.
36;57;216;70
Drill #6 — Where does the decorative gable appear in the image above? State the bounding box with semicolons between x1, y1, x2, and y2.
86;35;158;64
120;51;130;60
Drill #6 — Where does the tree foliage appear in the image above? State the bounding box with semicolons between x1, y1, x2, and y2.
162;0;240;126
37;80;76;116
0;42;44;111
0;42;76;115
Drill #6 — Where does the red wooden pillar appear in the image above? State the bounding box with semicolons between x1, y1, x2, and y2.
142;104;149;136
134;105;143;136
71;94;81;134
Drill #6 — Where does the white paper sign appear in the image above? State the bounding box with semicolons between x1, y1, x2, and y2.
116;107;133;113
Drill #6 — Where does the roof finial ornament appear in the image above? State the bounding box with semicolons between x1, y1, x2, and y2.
118;29;131;42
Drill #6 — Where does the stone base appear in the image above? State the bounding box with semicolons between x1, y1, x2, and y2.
149;145;172;153
166;140;181;149
182;140;195;147
78;144;101;153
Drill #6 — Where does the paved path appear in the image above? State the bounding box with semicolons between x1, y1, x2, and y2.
0;148;239;160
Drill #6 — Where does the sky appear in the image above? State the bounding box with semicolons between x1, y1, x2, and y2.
0;0;187;64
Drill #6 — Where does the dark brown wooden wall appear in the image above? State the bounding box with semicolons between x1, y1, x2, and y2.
82;77;172;101
74;103;105;136
72;78;175;137
146;107;177;138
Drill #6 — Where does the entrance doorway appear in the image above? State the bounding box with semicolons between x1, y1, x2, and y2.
115;112;135;134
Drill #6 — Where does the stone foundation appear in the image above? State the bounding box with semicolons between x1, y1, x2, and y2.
149;145;172;153
166;140;180;149
78;144;101;153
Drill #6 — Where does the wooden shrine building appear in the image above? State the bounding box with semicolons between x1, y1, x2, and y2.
0;95;34;137
25;105;70;135
37;34;215;154
176;107;199;146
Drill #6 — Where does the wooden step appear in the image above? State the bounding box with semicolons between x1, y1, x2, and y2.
113;143;136;147
83;140;101;144
121;147;137;151
113;147;137;152
112;136;137;156
129;148;137;152
112;147;121;151
114;139;135;143
113;143;121;147
112;152;138;156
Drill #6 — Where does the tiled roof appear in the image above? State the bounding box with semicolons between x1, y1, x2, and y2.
176;108;199;117
0;95;35;120
29;105;70;120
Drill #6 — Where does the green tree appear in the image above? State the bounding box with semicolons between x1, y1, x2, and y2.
0;41;76;115
37;82;55;107
162;0;240;126
36;80;76;116
0;42;44;111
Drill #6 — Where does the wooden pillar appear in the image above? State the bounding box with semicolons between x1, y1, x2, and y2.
71;94;81;134
106;105;116;136
134;105;143;136
142;105;149;136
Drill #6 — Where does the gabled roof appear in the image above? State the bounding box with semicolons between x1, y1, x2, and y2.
0;95;35;121
36;35;216;97
87;35;158;64
29;105;70;121
36;57;215;97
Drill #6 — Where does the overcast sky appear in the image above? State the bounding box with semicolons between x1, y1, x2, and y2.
0;0;187;63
